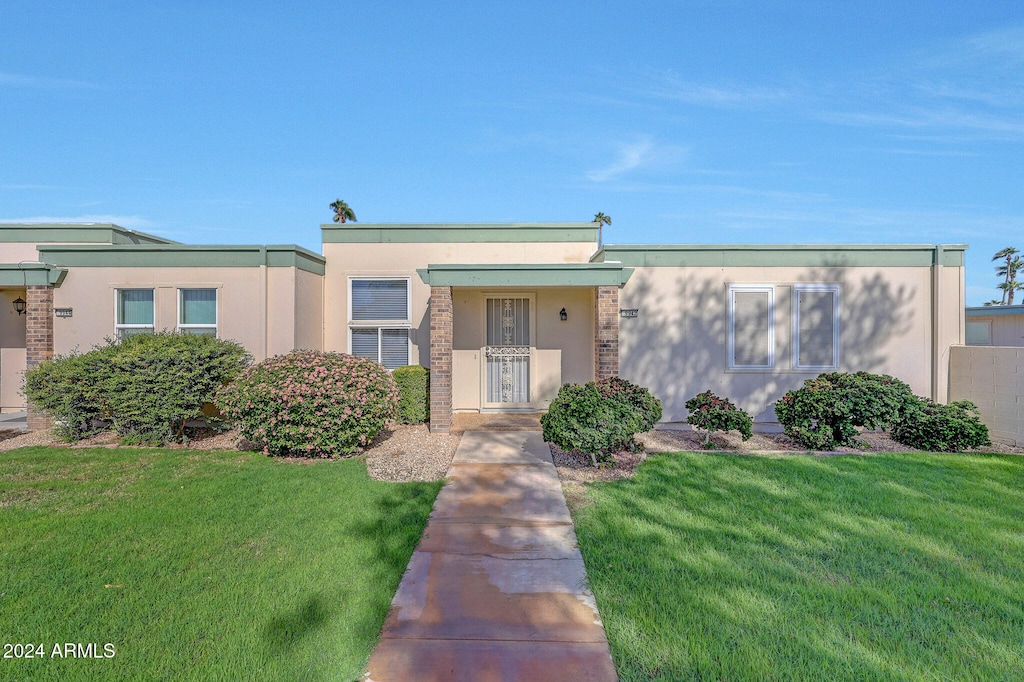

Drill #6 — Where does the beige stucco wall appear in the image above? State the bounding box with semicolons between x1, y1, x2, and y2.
322;240;597;358
448;287;594;410
618;264;964;423
949;345;1024;446
51;265;314;361
294;268;324;351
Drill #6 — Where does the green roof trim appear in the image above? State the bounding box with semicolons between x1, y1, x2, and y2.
0;223;178;245
0;263;67;287
591;244;967;268
966;305;1024;318
322;223;600;244
37;244;326;275
416;262;634;288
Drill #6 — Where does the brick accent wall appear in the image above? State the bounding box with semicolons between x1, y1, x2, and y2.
595;285;619;380
429;286;453;434
26;285;54;431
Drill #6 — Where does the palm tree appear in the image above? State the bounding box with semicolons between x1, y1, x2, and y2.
992;246;1021;305
330;199;357;224
593;212;611;249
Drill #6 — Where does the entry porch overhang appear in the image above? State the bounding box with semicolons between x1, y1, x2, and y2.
416;262;633;288
0;263;67;287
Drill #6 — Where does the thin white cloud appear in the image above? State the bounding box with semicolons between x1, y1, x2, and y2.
586;137;687;183
0;72;99;90
642;70;793;109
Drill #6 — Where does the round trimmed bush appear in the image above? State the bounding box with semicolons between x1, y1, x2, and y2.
541;377;662;466
890;398;990;452
685;391;753;447
774;371;916;450
216;350;399;457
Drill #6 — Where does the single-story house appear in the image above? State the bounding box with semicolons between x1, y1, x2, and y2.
965;305;1024;346
0;222;966;434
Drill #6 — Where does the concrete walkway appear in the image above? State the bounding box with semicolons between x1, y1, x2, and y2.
366;430;617;681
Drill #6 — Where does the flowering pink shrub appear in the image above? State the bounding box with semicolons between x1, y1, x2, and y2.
216;350;399;457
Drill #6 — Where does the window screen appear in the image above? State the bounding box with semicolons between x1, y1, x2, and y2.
730;287;773;368
794;285;839;369
116;289;154;338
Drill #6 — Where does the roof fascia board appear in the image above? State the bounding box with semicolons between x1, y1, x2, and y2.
37;244;326;274
416;263;633;288
595;244;967;267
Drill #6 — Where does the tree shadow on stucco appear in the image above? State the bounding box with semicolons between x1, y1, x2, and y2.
619;263;917;422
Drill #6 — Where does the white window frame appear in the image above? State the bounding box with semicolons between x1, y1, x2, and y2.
347;276;412;369
177;288;219;337
792;284;840;371
114;288;155;339
727;285;775;370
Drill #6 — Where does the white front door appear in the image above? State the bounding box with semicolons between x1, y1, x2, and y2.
484;296;532;407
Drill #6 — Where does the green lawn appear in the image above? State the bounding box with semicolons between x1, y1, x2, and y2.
0;447;440;681
570;451;1024;681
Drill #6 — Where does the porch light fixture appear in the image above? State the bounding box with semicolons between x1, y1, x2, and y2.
559;307;567;321
12;297;26;316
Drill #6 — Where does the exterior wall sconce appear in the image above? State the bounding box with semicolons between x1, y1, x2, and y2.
559;307;567;321
12;297;27;316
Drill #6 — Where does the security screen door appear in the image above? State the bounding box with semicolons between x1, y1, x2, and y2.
484;297;531;405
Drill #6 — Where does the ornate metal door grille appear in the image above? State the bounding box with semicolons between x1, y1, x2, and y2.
485;297;530;404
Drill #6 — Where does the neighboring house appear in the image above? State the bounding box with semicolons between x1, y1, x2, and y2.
965;305;1024;346
1;222;966;435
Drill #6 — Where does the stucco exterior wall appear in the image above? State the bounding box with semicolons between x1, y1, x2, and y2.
294;268;324;351
618;264;963;423
51;265;311;361
322;240;597;358
949;345;1024;446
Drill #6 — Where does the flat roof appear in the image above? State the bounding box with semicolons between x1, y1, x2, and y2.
966;305;1024;318
323;222;600;244
0;223;178;245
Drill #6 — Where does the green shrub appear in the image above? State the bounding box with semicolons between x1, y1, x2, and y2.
393;365;429;424
24;332;252;444
541;377;662;466
685;391;753;447
216;350;399;457
891;399;991;452
774;372;915;450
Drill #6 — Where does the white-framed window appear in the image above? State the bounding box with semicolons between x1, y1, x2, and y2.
728;285;774;370
115;288;155;339
348;277;411;370
793;284;840;370
178;288;218;336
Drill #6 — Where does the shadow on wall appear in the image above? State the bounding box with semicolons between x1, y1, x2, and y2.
619;265;917;423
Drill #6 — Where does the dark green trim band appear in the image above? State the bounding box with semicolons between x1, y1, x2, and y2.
323;223;600;244
0;223;177;245
0;263;68;287
37;244;326;275
966;305;1024;318
416;263;633;288
592;244;967;267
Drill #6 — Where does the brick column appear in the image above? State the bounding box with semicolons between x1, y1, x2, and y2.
26;285;54;431
429;286;453;434
595;286;619;380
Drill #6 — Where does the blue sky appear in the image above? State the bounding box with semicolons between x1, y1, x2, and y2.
2;2;1022;304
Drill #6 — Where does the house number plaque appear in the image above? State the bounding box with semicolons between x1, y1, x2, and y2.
620;309;638;318
54;308;73;318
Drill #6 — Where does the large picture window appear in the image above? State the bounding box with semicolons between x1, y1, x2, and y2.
115;289;154;338
728;285;774;370
179;289;218;336
793;284;840;370
349;278;410;370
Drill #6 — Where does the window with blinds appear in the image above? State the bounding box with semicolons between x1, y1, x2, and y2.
793;285;839;370
115;289;154;339
728;286;774;369
179;289;218;336
349;278;411;370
